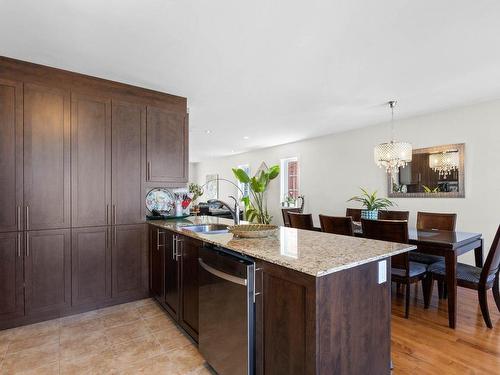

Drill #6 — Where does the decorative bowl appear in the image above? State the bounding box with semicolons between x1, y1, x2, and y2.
228;224;278;238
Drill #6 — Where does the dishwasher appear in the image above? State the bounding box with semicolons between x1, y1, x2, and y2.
198;245;255;375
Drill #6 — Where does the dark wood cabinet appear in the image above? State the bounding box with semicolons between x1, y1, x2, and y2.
150;226;166;301
164;229;180;319
179;235;199;339
112;101;145;225
111;224;147;299
146;107;188;183
0;56;188;330
0;232;24;321
71;93;111;227
255;259;391;375
148;226;201;340
24;83;71;231
71;226;111;307
0;79;23;233
25;229;71;316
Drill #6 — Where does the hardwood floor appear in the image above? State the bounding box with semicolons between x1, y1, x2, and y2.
0;288;499;374
392;284;500;374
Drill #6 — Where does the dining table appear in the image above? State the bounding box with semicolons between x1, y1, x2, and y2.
353;222;483;328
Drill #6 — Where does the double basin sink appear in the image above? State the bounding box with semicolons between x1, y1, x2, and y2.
181;223;229;235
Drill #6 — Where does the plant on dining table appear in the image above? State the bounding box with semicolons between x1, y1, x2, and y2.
347;187;396;220
232;164;280;224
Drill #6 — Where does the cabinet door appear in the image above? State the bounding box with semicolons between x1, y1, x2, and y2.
72;226;111;307
146;107;188;183
71;93;111;227
164;230;180;319
0;232;24;321
0;79;23;233
179;236;200;339
25;229;71;315
112;224;147;299
112;101;145;225
150;226;165;302
24;83;71;230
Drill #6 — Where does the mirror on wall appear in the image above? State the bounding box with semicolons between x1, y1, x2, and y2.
388;143;465;198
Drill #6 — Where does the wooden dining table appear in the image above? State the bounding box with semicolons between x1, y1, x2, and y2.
353;222;483;328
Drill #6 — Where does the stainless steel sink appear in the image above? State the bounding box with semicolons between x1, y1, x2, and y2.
181;224;229;234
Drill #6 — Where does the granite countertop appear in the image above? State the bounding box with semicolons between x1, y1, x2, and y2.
148;216;416;277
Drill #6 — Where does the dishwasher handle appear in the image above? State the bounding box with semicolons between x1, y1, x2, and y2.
199;258;248;286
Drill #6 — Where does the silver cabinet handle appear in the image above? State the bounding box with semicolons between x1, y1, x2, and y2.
198;258;248;286
25;206;29;230
147;161;151;181
17;233;22;257
113;205;116;225
175;237;183;261
172;235;177;260
25;232;29;257
113;227;116;245
17;206;21;231
105;228;109;249
106;204;109;225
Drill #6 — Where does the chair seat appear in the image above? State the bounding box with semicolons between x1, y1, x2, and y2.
409;252;443;266
392;262;427;278
429;261;496;285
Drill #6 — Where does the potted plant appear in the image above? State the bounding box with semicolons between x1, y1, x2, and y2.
232;164;280;224
347;188;396;220
188;183;204;214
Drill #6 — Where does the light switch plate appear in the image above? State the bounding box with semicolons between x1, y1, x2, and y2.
378;260;387;284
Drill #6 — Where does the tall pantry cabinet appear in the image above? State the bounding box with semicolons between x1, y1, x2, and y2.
0;56;188;329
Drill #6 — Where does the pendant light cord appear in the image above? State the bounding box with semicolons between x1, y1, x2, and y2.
389;100;397;142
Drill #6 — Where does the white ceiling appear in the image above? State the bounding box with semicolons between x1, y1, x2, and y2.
1;0;500;161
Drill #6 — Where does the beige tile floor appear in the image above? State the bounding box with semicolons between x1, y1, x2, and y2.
0;299;215;375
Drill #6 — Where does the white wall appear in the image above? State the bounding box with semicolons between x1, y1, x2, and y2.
192;98;500;264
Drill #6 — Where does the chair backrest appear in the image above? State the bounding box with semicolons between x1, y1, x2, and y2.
288;213;315;230
378;210;410;221
282;208;302;227
417;212;457;231
346;208;362;222
319;215;354;236
481;225;500;284
362;219;409;272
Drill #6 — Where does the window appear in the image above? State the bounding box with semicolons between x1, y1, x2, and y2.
280;157;300;206
236;164;250;199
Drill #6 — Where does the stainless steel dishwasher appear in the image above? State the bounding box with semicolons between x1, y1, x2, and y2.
198;245;255;375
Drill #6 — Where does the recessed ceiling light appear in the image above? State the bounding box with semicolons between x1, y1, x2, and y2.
243;136;250;140
205;130;212;134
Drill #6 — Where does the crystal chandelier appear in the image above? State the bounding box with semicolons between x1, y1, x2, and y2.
429;151;459;179
374;101;412;175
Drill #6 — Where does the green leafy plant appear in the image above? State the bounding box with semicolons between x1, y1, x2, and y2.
232;164;280;224
422;185;440;193
188;183;204;202
347;188;396;211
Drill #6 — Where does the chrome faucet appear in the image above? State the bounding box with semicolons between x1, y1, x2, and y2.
213;196;240;225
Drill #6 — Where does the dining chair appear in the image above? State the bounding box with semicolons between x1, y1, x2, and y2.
412;212;458;297
288;213;315;231
319;215;354;236
346;208;362;222
281;208;302;227
378;210;410;221
362;219;429;318
426;225;500;328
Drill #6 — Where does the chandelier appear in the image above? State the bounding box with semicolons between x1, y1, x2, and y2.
429;151;459;179
374;101;412;175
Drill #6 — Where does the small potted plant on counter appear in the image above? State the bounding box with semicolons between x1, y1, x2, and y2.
347;188;395;220
188;182;204;215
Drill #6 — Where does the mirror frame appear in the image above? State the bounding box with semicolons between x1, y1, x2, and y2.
388;143;465;198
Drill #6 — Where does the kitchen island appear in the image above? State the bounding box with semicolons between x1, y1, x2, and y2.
148;216;415;375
